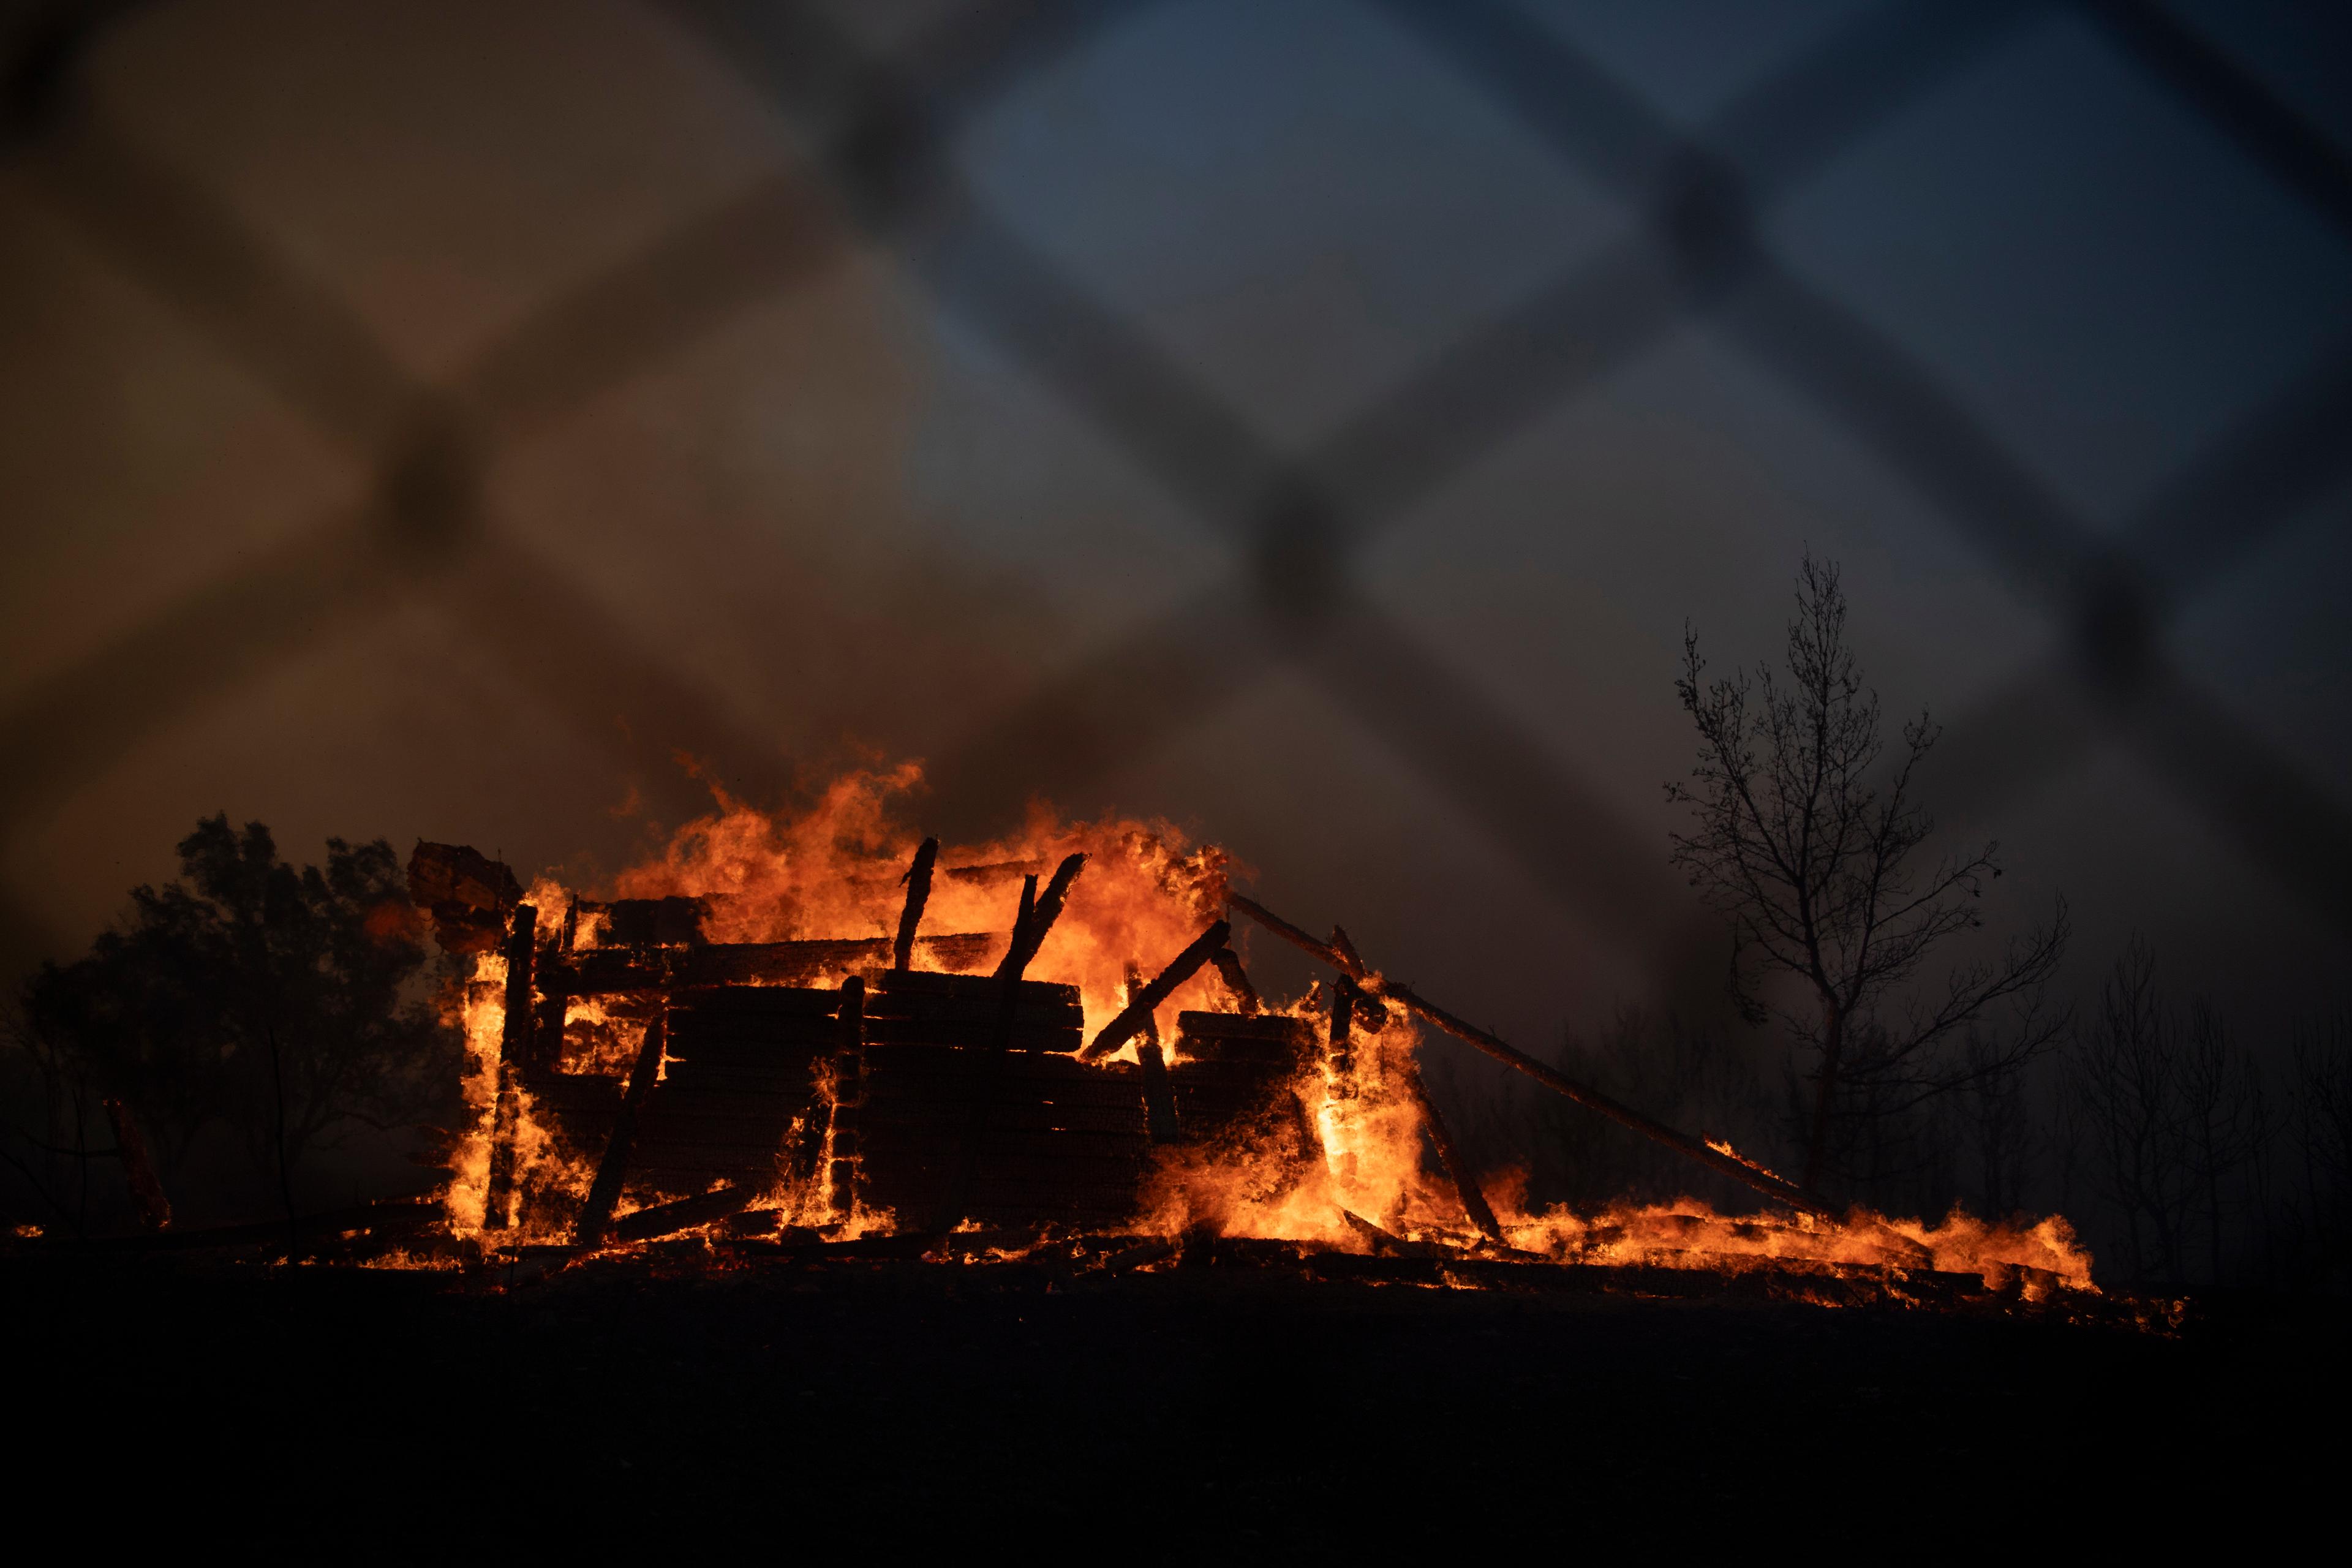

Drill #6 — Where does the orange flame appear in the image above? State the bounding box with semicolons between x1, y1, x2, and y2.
434;763;2100;1298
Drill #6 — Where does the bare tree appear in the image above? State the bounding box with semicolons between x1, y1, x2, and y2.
2289;1017;2352;1282
1957;1023;2038;1219
1668;554;2067;1196
2062;941;2187;1281
2064;944;2267;1286
2179;1001;2265;1286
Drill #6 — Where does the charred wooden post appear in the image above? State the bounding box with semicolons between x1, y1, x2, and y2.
825;976;867;1211
892;838;940;972
995;853;1086;979
481;903;538;1231
1006;874;1037;974
1129;965;1180;1144
1227;894;1825;1216
573;1006;667;1250
534;898;578;1069
101;1098;171;1232
1326;974;1359;1098
1078;919;1232;1063
1398;1063;1504;1243
1210;944;1261;1014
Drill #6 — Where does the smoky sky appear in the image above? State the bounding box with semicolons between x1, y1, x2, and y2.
2;0;2348;1054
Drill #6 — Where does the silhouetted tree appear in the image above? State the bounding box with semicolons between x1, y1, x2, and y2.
2180;1001;2266;1285
18;816;458;1218
2063;941;2188;1281
1668;554;2067;1196
1956;1024;2038;1219
2288;1017;2352;1284
2061;941;2267;1286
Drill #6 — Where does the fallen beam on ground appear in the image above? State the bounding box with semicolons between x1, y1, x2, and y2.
1227;895;1825;1216
613;1183;758;1242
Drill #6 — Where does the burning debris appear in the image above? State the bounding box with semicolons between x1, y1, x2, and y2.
366;774;2111;1317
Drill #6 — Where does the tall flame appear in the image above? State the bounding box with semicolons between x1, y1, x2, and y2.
438;763;2098;1297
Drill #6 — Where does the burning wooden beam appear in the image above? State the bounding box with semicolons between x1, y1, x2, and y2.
534;897;578;1068
612;1182;758;1242
1128;965;1179;1144
573;1005;668;1250
1210;944;1261;1014
995;853;1086;980
1226;895;1826;1216
1397;1063;1503;1243
1077;919;1231;1063
481;902;538;1231
892;838;939;972
561;933;995;995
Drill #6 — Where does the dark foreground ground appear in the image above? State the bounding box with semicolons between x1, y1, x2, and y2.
7;1251;2342;1555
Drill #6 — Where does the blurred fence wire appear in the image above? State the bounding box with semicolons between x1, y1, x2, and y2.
3;0;2350;978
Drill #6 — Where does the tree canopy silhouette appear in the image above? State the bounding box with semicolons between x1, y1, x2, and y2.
20;816;458;1215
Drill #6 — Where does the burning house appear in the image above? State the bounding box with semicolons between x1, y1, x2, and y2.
393;777;2106;1314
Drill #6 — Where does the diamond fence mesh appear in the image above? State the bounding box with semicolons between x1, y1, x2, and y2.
2;0;2348;987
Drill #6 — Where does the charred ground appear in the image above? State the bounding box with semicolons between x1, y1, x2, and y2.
10;1251;2338;1553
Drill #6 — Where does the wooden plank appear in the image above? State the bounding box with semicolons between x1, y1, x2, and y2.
565;933;995;995
870;971;1079;1008
859;992;1084;1028
859;1018;1081;1052
1176;1009;1303;1041
612;1183;757;1242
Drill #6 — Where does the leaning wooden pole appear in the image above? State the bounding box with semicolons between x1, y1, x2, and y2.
1226;895;1825;1216
995;853;1085;981
1397;1064;1503;1243
1078;919;1231;1063
573;1006;667;1250
892;838;940;972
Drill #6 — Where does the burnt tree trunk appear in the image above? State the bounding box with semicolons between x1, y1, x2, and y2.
100;1098;171;1232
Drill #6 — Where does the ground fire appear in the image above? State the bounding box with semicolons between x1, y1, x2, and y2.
335;768;2111;1316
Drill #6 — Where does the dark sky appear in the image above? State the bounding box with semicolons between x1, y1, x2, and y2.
3;0;2348;1054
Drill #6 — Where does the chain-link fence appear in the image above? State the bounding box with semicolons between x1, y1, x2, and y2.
3;0;2348;1001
